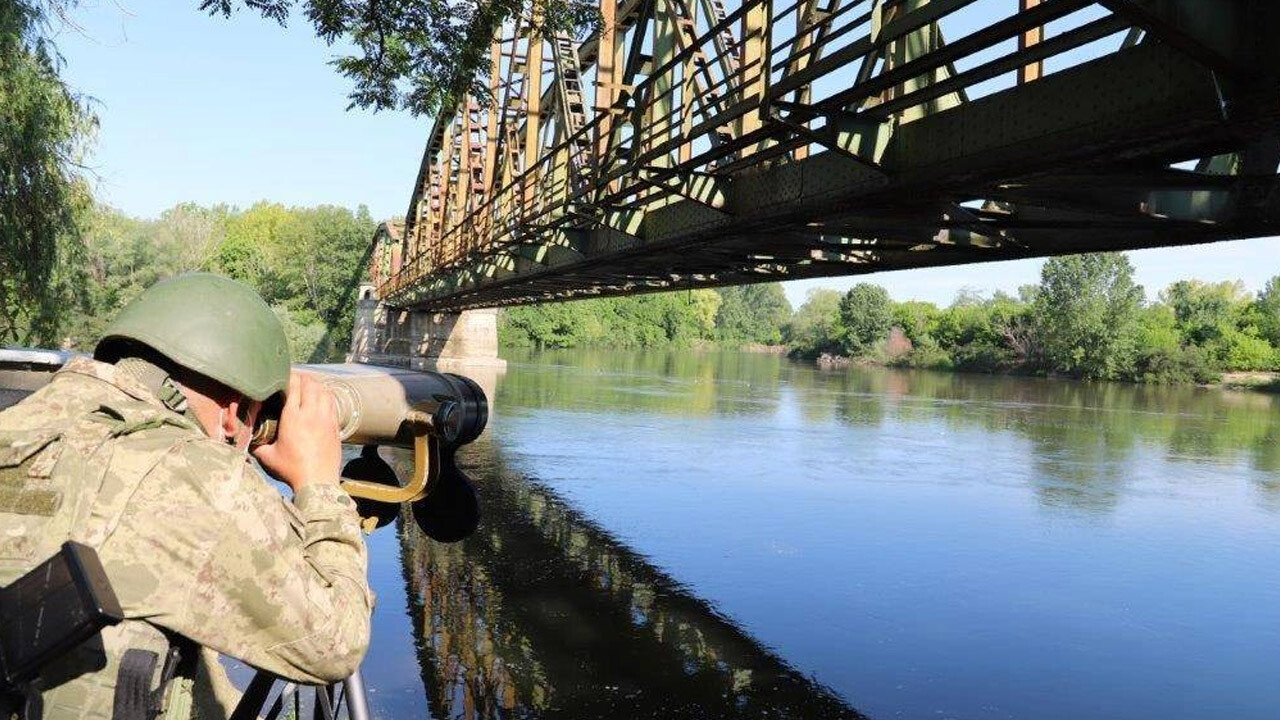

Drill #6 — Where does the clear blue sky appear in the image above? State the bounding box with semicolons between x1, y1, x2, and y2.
54;2;1280;308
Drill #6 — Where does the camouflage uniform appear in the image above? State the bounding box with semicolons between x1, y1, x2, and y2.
0;357;372;720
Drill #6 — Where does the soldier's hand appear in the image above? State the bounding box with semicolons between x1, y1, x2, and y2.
253;372;342;492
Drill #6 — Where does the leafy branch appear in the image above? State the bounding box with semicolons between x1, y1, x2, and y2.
201;0;599;116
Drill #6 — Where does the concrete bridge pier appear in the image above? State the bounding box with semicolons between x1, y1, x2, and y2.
348;284;506;399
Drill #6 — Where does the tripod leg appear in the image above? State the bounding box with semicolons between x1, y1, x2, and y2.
230;671;277;720
314;684;334;720
341;670;371;720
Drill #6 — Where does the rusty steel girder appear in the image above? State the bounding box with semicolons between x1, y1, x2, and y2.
374;0;1280;312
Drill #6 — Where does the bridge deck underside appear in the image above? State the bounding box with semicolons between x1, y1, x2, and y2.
382;0;1280;312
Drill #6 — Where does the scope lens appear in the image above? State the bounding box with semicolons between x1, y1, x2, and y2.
435;401;461;444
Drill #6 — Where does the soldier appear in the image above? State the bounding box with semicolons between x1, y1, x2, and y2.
0;273;372;719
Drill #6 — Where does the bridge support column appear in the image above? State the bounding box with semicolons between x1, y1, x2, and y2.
348;285;507;379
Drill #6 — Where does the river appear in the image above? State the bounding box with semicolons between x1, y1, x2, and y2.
349;348;1280;720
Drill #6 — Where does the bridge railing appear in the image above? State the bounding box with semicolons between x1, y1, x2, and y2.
385;0;775;299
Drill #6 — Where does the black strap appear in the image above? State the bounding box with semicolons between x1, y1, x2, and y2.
112;650;156;720
1;680;44;720
111;645;183;720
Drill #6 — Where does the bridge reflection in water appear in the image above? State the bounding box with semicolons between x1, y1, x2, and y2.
389;437;864;720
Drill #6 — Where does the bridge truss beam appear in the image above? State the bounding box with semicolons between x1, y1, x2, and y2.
377;0;1280;311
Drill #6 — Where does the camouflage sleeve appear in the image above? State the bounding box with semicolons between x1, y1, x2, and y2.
191;467;372;684
233;481;374;683
103;443;373;685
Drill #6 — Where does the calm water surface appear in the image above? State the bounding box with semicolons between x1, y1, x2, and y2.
359;349;1280;720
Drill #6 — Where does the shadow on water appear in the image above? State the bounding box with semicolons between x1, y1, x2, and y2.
390;435;866;720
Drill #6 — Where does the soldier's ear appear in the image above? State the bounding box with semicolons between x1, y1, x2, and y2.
222;398;244;439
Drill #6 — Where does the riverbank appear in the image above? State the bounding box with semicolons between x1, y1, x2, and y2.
738;343;788;354
498;258;1280;391
1220;371;1280;393
807;352;1280;394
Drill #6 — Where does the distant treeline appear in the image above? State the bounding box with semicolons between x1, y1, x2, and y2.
11;203;376;361
501;253;1280;385
500;283;793;350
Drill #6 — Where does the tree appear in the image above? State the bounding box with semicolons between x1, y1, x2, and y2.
930;292;1031;373
1220;328;1277;371
212;202;375;360
204;0;598;116
501;302;590;349
950;287;987;308
785;288;841;358
986;292;1037;368
498;289;721;349
150;203;230;274
683;289;721;342
836;283;893;357
215;202;290;287
56;203;374;359
1033;253;1144;380
714;283;792;346
1255;275;1280;348
1160;279;1247;347
1129;303;1218;383
891;300;939;347
1156;279;1278;369
0;0;96;345
60;206;160;348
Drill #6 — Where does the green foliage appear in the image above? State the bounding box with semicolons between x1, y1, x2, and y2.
498;290;721;350
0;0;96;345
57;203;233;348
1033;254;1144;380
1221;328;1278;372
785;289;842;359
212;231;267;287
888;301;949;369
203;0;598;116
762;252;1275;385
1257;276;1280;347
1132;344;1220;385
715;283;791;346
273;305;328;362
836;283;892;357
927;292;1035;373
500;301;602;349
224;202;376;357
1135;304;1181;354
1161;279;1247;348
1145;278;1280;372
49;202;374;361
891;301;940;348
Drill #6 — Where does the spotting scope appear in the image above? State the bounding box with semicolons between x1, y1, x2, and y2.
0;351;486;542
249;363;488;542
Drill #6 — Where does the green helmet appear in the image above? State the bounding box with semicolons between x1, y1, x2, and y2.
95;273;291;401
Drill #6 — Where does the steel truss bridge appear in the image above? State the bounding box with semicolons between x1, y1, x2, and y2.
373;0;1280;312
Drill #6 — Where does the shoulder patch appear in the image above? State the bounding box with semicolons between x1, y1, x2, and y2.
0;429;65;517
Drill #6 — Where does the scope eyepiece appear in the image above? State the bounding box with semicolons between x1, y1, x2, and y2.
438;373;488;447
